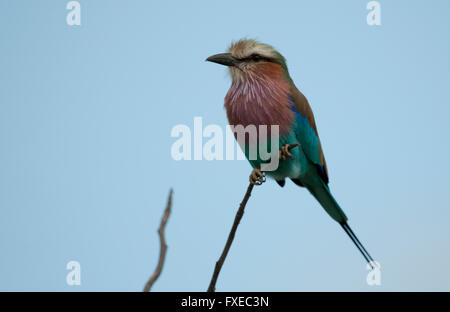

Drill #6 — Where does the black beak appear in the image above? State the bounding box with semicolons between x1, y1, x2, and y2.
206;53;238;67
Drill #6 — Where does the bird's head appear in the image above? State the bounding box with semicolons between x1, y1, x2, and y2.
206;39;289;82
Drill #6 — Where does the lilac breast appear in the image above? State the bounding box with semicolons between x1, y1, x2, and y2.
224;64;295;139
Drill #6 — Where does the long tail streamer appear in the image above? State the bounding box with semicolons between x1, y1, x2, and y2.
340;222;375;269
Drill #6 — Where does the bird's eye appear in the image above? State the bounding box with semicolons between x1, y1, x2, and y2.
251;54;262;61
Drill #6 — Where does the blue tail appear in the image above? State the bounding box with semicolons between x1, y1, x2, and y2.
306;181;375;267
306;181;347;223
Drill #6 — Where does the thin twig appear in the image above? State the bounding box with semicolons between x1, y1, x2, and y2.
144;188;173;292
207;183;254;292
207;143;300;292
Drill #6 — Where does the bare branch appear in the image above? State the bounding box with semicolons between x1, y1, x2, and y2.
144;188;173;292
207;143;300;292
207;183;254;292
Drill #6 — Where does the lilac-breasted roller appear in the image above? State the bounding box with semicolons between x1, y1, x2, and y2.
207;39;375;268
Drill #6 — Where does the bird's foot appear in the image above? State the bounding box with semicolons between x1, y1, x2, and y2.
278;143;300;160
250;168;265;185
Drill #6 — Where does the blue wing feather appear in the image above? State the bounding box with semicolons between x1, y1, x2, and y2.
289;95;328;183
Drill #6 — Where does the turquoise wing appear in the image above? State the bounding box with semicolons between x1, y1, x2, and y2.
289;92;329;184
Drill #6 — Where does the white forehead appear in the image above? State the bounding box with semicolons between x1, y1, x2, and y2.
227;39;276;59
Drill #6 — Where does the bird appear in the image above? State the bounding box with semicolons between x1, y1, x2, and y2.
206;39;375;268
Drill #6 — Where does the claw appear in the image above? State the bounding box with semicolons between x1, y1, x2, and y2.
250;168;265;185
279;144;295;160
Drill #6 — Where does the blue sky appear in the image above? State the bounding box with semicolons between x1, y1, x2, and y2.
1;0;449;291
